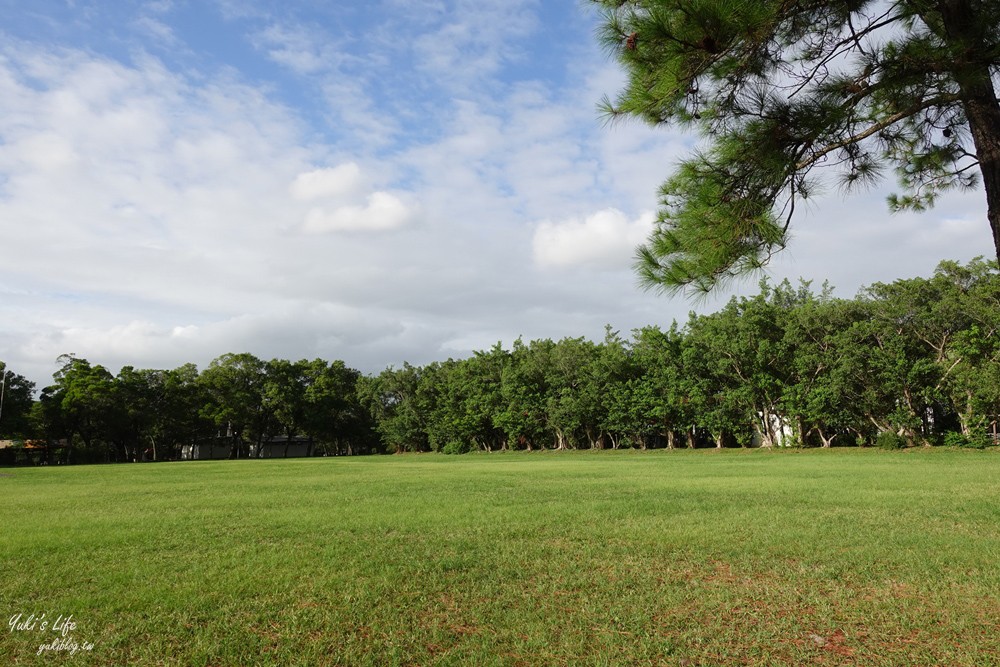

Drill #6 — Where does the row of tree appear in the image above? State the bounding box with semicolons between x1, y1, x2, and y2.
366;259;1000;452
1;259;998;461
0;355;379;463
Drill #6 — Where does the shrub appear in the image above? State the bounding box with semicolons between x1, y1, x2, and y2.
943;431;991;450
442;440;475;455
877;432;906;450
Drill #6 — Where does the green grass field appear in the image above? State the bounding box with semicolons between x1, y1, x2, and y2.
3;449;1000;666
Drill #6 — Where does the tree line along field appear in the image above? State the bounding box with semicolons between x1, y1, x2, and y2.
2;449;1000;666
1;258;998;463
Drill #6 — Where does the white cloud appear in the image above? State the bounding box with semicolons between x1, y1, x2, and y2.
133;16;179;48
409;0;538;88
253;23;338;76
0;46;315;316
9;132;79;169
145;1;175;13
291;161;415;233
533;209;655;270
303;191;414;233
290;163;365;201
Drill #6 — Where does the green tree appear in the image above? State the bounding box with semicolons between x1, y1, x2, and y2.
782;292;867;446
421;355;507;454
112;365;212;461
31;386;68;446
157;363;213;459
359;363;430;453
496;338;554;450
0;362;35;439
712;282;800;446
416;361;459;452
199;353;270;458
595;0;1000;292
303;359;374;455
684;312;749;448
461;345;511;452
874;258;1000;438
46;355;120;460
545;337;604;450
263;358;311;456
593;328;643;449
623;324;692;448
835;298;937;444
927;259;1000;439
114;366;160;461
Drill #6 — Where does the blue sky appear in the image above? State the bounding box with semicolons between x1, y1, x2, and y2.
0;0;991;386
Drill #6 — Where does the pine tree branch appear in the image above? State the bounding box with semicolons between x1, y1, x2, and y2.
795;93;962;171
786;8;901;100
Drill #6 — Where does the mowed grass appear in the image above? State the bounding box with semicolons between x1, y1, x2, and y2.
2;449;1000;666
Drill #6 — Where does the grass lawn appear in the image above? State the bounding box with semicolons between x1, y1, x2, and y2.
2;448;1000;666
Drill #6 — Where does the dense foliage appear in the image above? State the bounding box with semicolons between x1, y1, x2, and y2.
10;356;380;463
1;259;998;461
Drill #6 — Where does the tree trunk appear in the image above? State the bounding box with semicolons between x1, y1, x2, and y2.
762;410;775;448
971;104;1000;254
814;426;835;448
757;428;774;448
958;390;978;437
937;0;1000;261
588;428;603;449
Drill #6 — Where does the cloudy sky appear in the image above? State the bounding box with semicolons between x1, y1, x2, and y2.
0;0;991;387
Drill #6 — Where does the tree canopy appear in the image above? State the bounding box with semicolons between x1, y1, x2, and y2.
0;362;34;439
594;0;1000;292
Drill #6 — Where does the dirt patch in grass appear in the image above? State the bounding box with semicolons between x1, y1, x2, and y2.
645;561;1000;666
